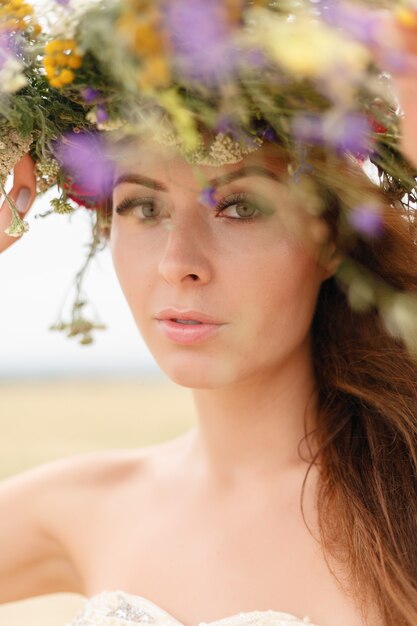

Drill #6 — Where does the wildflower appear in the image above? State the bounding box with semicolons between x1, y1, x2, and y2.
0;0;39;34
4;214;29;236
86;107;124;131
250;9;370;82
52;130;115;198
199;186;218;208
394;7;417;30
137;56;170;90
319;0;382;47
0;128;33;187
35;156;60;192
292;111;373;157
81;86;100;103
348;203;384;237
0;54;26;92
42;38;82;88
50;197;74;214
96;104;109;124
166;0;237;84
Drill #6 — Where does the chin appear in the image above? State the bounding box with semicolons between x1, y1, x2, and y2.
154;351;239;389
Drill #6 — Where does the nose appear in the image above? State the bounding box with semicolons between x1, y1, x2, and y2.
158;216;212;287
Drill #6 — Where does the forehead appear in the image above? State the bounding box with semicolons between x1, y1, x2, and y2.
111;137;290;191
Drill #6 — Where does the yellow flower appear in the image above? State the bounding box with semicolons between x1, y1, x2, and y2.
43;56;57;68
394;7;417;29
55;52;69;65
158;89;199;151
66;54;82;69
58;68;75;84
138;56;170;90
49;76;62;88
248;9;370;81
133;20;163;56
60;39;76;50
44;65;57;79
45;39;63;54
15;4;32;17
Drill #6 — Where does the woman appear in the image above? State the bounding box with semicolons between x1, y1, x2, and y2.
0;8;416;626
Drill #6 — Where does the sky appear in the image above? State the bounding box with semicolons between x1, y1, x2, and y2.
1;181;163;379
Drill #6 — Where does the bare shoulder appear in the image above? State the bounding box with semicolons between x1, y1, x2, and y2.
0;447;157;602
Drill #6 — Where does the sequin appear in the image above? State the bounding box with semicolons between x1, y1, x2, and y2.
65;590;318;626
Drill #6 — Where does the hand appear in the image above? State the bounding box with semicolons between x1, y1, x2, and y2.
373;9;417;169
0;153;37;254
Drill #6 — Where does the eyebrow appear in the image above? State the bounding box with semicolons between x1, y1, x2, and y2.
112;165;283;192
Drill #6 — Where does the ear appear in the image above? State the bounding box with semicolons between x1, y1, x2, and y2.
318;241;343;281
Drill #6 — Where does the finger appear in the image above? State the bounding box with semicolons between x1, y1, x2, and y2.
13;153;37;198
0;186;31;253
0;155;37;253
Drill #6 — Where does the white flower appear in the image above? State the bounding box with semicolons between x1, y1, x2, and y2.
0;57;27;94
34;0;108;40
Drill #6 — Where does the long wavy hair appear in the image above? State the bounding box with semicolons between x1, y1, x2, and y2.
96;149;417;626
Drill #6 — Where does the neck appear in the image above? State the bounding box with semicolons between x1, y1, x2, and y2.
183;335;320;491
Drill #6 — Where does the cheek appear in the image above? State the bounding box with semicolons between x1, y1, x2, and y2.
109;226;151;309
232;241;323;349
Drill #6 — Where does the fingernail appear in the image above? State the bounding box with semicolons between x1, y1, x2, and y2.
16;187;31;214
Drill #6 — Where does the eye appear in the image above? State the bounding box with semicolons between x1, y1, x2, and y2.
216;193;271;221
114;197;160;220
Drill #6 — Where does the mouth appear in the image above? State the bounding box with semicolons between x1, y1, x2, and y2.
156;317;224;345
170;319;203;325
156;308;223;325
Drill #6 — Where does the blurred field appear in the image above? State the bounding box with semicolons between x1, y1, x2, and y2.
0;376;196;626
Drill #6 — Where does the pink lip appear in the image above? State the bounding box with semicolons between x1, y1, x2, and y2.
156;319;224;345
156;308;223;324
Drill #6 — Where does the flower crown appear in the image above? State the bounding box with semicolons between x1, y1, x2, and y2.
1;0;417;351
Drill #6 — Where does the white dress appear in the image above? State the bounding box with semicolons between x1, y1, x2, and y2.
65;590;318;626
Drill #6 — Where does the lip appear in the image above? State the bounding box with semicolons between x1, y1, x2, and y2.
156;308;223;324
155;309;225;345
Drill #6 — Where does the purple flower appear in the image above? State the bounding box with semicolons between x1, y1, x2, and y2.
262;126;279;143
292;112;372;157
0;32;21;69
318;0;381;46
242;48;269;70
329;113;373;156
292;114;324;145
348;204;384;237
81;87;100;103
199;186;218;208
165;0;237;84
52;131;115;197
96;104;109;124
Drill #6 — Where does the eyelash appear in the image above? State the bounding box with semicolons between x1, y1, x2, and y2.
114;193;262;223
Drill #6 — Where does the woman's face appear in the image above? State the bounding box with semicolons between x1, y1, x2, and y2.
110;141;333;388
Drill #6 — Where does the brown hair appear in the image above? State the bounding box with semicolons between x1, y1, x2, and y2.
307;161;417;625
96;153;417;625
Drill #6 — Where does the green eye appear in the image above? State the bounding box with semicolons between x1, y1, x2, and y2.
224;201;258;218
115;197;160;219
216;193;273;220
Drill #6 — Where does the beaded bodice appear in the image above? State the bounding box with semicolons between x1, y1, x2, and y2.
65;590;318;626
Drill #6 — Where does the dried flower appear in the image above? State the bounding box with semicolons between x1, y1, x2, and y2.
0;128;33;187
